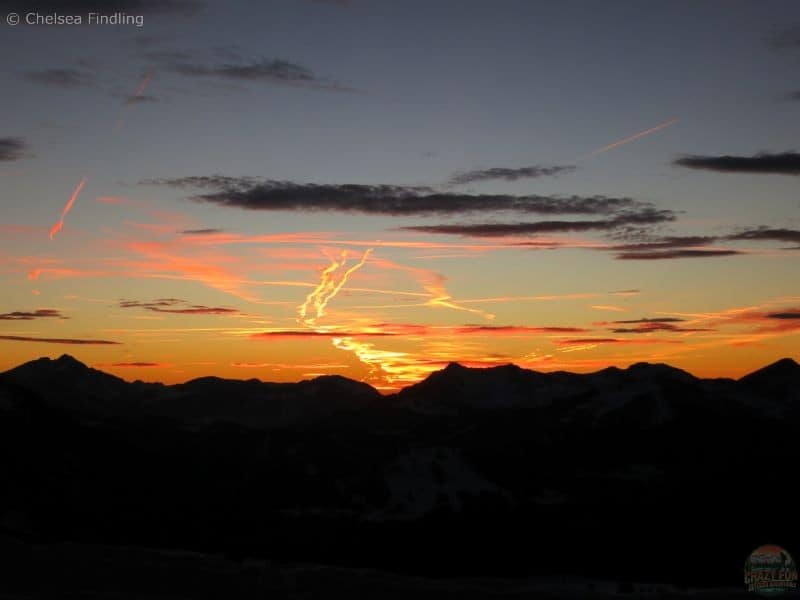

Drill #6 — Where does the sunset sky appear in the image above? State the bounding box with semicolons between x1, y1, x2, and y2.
1;0;799;391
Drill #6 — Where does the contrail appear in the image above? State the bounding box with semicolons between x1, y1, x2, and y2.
49;75;151;240
331;336;434;391
133;73;152;96
295;248;425;390
49;176;87;240
298;248;373;326
424;275;495;320
579;118;679;160
114;73;153;132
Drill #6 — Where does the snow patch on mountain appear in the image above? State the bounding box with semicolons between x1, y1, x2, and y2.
369;447;511;521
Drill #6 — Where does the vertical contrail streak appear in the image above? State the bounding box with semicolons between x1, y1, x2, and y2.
49;176;87;240
298;248;373;326
579;118;679;160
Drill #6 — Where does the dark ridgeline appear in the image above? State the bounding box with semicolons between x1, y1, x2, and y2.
1;354;798;597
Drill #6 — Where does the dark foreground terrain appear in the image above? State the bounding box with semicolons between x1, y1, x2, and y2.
6;534;795;599
1;355;799;596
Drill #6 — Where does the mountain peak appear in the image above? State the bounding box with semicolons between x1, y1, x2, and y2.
741;358;800;383
763;357;799;372
54;354;87;368
625;362;694;381
3;354;122;386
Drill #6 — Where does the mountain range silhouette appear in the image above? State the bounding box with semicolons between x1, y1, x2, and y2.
1;354;798;595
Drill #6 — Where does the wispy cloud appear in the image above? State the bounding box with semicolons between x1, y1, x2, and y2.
0;137;27;162
557;338;683;346
0;335;119;345
179;228;225;235
97;362;170;368
452;325;588;334
0;308;68;321
147;47;352;92
604;235;743;260
448;164;576;185
399;209;675;238
252;323;589;339
657;302;800;337
253;330;393;339
604;316;715;334
230;361;351;369
608;317;685;324
119;298;239;315
727;227;800;247
607;236;716;251
23;68;95;89
614;249;741;260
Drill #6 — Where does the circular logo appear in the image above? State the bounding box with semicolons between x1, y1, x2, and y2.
744;545;798;597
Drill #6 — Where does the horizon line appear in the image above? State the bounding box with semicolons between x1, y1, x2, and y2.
3;353;796;395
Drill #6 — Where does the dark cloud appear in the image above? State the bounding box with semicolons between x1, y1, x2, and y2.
726;227;800;245
252;324;587;339
674;152;800;175
766;310;800;320
145;175;650;217
174;59;312;82
607;230;800;259
452;325;589;334
0;335;119;345
0;0;204;15
399;209;675;238
23;68;95;88
611;317;685;324
0;137;27;162
607;236;716;251
448;164;576;185
119;299;238;315
252;330;394;339
595;317;715;334
787;91;800;101
610;323;714;334
104;362;165;367
614;249;742;260
0;309;67;321
179;228;224;235
558;338;629;345
147;47;351;91
557;338;683;346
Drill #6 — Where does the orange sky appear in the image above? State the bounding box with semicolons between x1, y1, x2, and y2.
2;4;799;391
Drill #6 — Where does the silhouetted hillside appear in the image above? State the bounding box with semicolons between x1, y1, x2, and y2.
1;355;798;593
